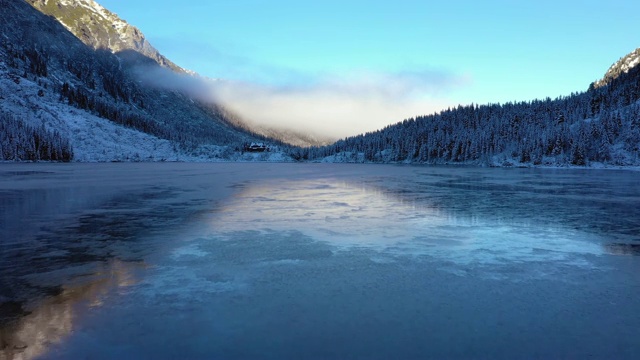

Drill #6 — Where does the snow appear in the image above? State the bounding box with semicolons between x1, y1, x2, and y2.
2;163;640;359
626;56;640;71
618;51;640;74
316;147;640;171
79;0;131;43
598;48;640;87
0;67;293;162
0;69;183;161
57;0;132;44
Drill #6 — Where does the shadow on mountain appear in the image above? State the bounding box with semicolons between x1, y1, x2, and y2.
1;0;275;154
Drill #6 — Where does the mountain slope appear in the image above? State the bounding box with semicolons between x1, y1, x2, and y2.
1;0;288;161
25;0;183;72
303;48;640;167
594;47;640;88
23;0;325;148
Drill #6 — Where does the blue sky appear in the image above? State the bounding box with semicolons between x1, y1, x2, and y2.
99;0;640;137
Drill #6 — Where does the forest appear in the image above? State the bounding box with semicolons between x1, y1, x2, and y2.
295;65;640;166
2;0;639;165
0;111;73;161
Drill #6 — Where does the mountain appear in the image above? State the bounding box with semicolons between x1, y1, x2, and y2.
23;0;323;149
1;0;290;161
25;0;183;72
593;47;640;88
3;0;639;165
301;49;640;167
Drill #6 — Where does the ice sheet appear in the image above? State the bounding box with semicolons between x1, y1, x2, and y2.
1;163;639;359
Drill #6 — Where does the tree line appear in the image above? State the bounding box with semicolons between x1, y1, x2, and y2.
294;64;640;166
0;112;73;161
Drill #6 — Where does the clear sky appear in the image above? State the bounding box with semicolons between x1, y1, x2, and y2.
99;0;640;137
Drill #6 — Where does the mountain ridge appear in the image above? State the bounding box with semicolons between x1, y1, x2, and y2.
1;0;291;161
25;0;185;72
23;0;329;148
302;49;640;167
593;47;640;88
4;0;640;166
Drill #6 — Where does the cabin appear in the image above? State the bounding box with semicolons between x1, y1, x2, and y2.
245;142;268;152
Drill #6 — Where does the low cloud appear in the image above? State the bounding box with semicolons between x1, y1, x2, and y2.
135;66;468;141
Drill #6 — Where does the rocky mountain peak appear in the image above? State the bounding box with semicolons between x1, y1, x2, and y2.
593;47;640;88
24;0;184;72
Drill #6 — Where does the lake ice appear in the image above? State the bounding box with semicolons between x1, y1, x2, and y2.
1;163;639;359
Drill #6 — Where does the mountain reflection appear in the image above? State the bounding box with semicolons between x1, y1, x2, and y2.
211;179;445;248
208;178;611;265
1;165;638;359
0;259;141;360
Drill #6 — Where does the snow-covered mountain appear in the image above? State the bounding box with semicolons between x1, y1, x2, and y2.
25;0;183;72
304;48;640;167
1;0;292;162
24;0;328;148
3;0;639;165
593;47;640;88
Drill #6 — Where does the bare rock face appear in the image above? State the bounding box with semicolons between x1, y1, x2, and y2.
25;0;184;72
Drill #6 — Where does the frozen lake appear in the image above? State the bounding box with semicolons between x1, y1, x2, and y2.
1;163;639;359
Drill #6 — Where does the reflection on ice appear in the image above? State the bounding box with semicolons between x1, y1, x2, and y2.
208;178;604;268
1;164;639;359
0;259;141;360
171;244;209;259
213;179;444;246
